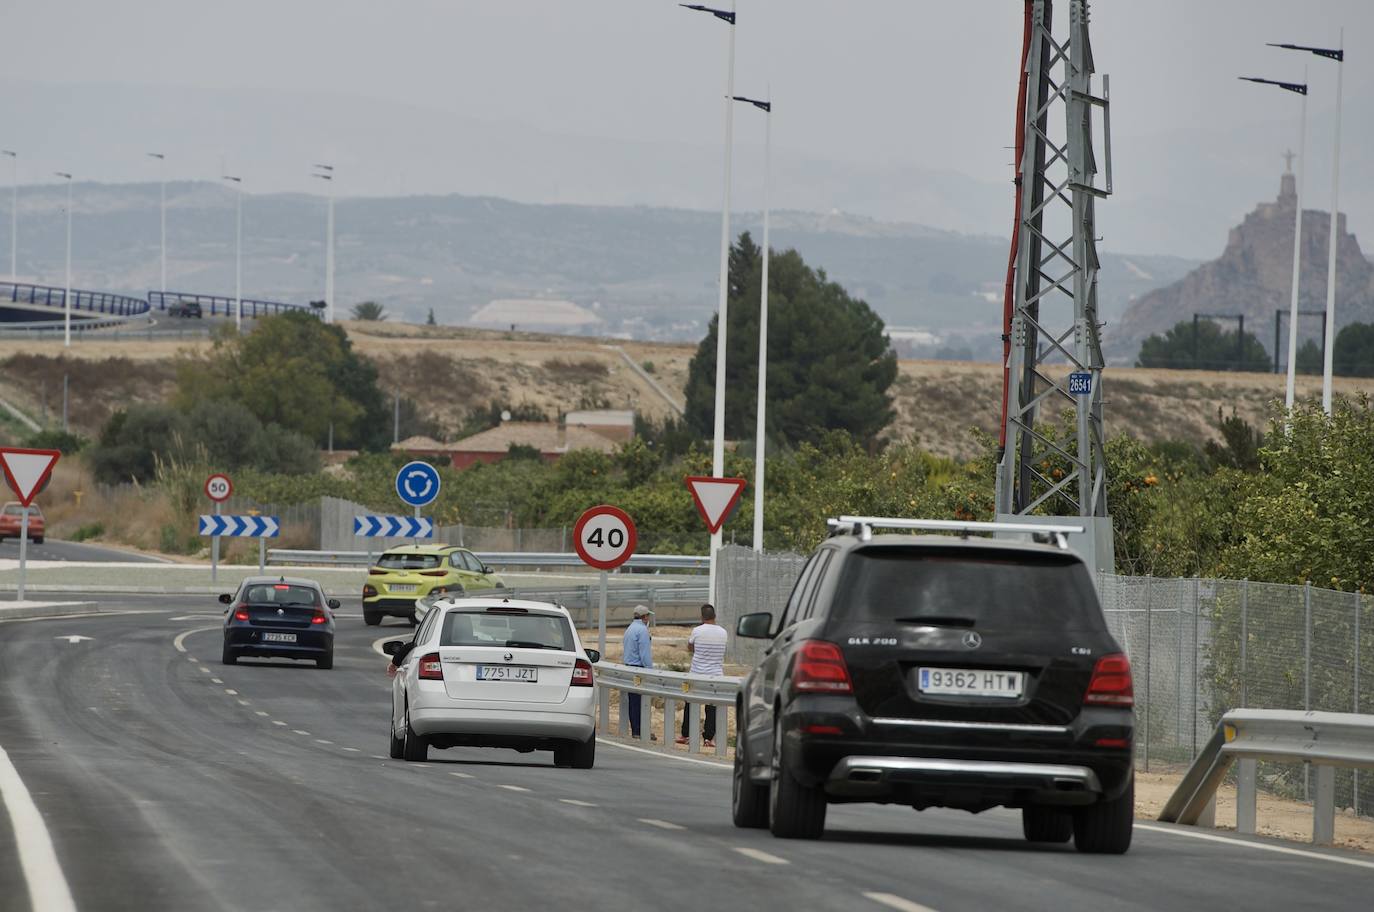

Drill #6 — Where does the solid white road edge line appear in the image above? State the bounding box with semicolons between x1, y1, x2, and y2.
0;742;78;912
863;893;939;912
733;847;788;865
601;737;732;769
1134;824;1374;870
173;625;219;653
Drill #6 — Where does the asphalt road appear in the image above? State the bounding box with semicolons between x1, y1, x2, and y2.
0;538;168;563
1;594;1370;912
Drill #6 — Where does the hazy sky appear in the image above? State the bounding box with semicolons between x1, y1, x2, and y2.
3;1;1371;257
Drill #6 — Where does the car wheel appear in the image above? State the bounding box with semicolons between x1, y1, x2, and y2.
767;719;826;839
401;705;428;762
389;717;405;759
1022;805;1073;843
1073;774;1134;854
570;734;595;769
221;641;237;665
364;610;381;627
316;651;334;670
33;537;43;545
732;721;770;829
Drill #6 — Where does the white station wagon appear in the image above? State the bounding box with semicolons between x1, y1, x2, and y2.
385;598;599;768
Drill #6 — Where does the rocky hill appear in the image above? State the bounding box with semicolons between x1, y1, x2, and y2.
1111;169;1374;363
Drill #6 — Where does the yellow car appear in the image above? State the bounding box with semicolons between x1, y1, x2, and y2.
362;544;507;626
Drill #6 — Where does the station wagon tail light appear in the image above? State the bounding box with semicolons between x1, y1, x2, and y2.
1084;654;1133;707
233;606;250;621
418;652;444;680
792;640;852;695
571;658;594;687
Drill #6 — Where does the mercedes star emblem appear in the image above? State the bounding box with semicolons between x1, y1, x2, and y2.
962;630;982;649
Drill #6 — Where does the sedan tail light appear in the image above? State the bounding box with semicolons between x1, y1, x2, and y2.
418;652;444;680
233;606;250;621
792;640;853;695
311;611;327;625
1084;654;1134;707
571;658;594;687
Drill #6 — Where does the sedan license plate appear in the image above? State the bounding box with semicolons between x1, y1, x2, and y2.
476;665;538;682
918;667;1023;698
262;632;297;644
389;584;418;594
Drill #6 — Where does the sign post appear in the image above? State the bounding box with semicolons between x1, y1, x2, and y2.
572;505;638;654
395;461;441;545
0;447;62;602
204;474;233;583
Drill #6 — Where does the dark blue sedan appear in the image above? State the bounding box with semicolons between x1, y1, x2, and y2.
220;576;338;669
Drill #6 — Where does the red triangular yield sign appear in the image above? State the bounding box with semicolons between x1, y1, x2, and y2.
0;447;61;507
684;475;747;534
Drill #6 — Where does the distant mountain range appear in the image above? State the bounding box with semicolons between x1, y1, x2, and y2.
3;180;1194;358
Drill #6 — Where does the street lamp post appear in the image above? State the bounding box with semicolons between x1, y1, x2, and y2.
733;94;771;552
1239;75;1307;413
147;153;166;294
55;172;73;347
223;175;243;331
313;164;335;324
681;1;736;598
2;150;15;280
1270;37;1345;414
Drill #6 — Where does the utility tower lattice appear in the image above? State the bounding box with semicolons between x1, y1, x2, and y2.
995;0;1112;523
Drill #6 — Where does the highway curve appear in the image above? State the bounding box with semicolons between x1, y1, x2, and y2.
0;595;1370;912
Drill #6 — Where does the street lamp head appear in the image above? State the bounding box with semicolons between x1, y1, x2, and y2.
313;163;334;171
54;171;72;180
147;152;165;160
222;175;241;183
731;95;771;112
1267;42;1344;62
1238;75;1307;95
679;3;735;24
312;172;333;181
1;150;15;158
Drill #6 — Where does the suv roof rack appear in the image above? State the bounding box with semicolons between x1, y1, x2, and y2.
826;516;1085;550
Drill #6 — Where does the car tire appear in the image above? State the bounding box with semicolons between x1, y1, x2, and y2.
1022;806;1074;843
33;537;43;545
316;651;334;670
364;610;381;627
569;734;596;769
389;719;405;759
767;720;826;839
1073;774;1134;854
401;706;428;762
732;721;770;829
220;642;237;665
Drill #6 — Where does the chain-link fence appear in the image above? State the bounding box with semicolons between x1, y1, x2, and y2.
717;545;1372;816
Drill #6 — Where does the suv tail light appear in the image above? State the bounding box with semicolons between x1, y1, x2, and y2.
368;568;386;576
571;658;594;687
792;640;852;695
233;606;250;622
418;652;444;680
1084;654;1133;707
420;570;448;577
362;585;377;598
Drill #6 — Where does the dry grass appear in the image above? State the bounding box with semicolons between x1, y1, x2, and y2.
542;357;611;384
0;352;181;435
38;461;188;554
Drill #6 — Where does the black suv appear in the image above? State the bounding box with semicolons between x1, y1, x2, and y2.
732;517;1134;853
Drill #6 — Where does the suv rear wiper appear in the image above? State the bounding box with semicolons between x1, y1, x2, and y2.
892;615;976;628
505;640;556;649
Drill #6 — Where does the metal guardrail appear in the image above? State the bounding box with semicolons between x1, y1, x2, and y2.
594;661;742;758
267;549;708;571
1159;709;1374;844
2;280;149;317
148;290;317;318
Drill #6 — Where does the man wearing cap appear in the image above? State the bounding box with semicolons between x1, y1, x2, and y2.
622;605;654;739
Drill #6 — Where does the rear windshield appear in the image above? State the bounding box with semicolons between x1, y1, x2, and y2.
241;583;321;607
441;611;576;651
377;553;442;570
833;547;1104;630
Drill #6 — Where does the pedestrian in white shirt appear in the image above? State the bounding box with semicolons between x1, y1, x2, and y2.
677;603;728;748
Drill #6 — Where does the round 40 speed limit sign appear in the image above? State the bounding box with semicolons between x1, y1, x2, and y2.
573;505;638;571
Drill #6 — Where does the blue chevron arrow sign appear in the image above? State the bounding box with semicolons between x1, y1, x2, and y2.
198;515;281;537
353;515;434;538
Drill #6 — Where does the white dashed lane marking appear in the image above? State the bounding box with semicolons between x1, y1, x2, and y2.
341;748;361;753
224;689;238;696
210;678;223;684
733;847;788;865
559;799;597;807
863;893;939;912
292;730;311;736
255;711;270;717
272;721;287;727
450;772;474;779
638;818;685;830
315;740;334;745
496;785;530;793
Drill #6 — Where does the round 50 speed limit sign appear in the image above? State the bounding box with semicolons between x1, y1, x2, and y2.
573;505;637;571
204;473;233;503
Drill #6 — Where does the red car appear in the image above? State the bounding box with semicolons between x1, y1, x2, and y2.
0;502;44;544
